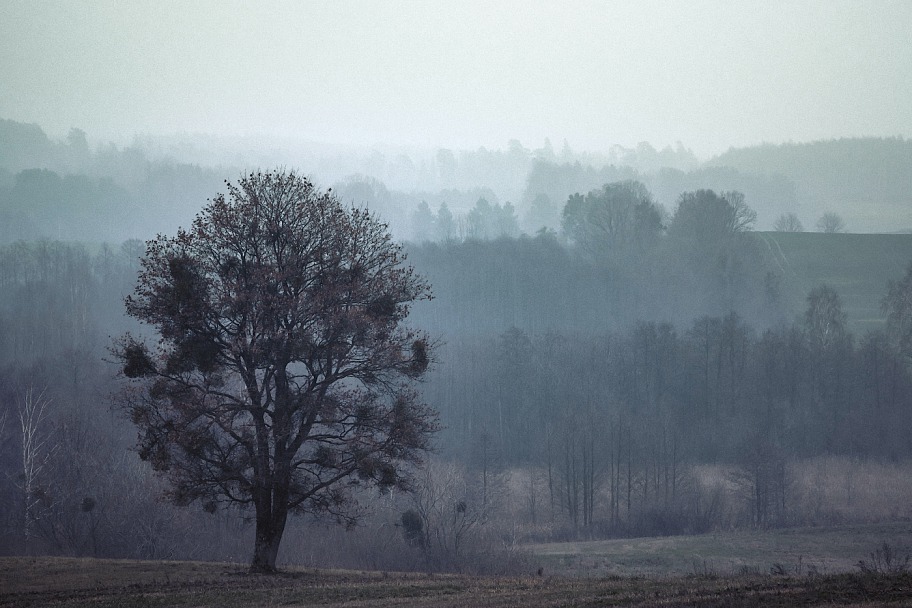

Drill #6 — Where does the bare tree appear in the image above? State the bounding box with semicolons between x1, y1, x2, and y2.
816;212;846;233
882;262;912;359
670;189;757;244
561;180;663;261
735;433;789;528
114;170;437;573
408;460;485;567
16;384;55;546
805;285;848;352
773;212;804;232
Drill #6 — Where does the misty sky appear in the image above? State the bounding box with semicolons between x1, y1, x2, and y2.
1;0;910;157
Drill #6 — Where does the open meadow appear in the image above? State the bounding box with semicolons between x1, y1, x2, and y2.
754;232;912;334
2;554;911;608
527;522;912;578
4;523;912;607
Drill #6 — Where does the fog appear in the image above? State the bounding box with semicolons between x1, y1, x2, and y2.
2;1;910;155
3;0;912;584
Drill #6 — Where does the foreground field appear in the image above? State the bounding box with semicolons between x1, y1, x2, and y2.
4;523;912;607
2;556;912;608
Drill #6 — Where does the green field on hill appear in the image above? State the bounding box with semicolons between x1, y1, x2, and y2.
755;232;912;334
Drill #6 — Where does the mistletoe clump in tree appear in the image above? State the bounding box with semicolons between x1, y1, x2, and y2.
115;170;437;573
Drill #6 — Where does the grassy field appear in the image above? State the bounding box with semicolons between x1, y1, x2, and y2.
4;523;912;607
2;555;912;608
526;522;912;578
754;232;912;334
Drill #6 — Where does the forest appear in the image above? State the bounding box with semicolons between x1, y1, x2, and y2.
1;119;912;573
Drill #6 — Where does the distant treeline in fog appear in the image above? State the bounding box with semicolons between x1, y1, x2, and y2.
2;118;912;566
0;237;910;560
2;118;911;243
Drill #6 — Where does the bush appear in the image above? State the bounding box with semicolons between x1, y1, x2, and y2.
856;543;910;575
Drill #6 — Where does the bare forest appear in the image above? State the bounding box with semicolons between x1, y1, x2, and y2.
1;120;912;579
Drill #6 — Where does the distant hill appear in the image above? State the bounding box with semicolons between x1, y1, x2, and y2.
754;231;912;334
0;118;77;174
708;138;912;233
3;116;910;239
521;138;912;234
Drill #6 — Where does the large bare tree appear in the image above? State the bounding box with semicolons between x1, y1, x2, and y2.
114;170;437;572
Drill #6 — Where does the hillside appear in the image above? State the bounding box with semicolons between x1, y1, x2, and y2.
756;231;912;334
522;138;912;234
709;138;912;233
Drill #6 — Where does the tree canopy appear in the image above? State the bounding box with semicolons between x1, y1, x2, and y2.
115;170;437;572
561;180;663;261
669;189;756;244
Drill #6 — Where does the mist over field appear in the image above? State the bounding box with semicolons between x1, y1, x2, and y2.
2;1;912;594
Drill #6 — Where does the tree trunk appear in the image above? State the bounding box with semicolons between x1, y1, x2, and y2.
250;496;288;574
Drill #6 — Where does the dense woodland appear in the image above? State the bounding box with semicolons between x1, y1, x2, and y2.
1;119;912;570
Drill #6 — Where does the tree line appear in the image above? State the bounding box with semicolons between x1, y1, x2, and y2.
426;275;912;535
0;171;910;569
407;182;784;337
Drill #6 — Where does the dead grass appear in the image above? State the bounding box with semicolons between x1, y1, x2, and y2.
791;457;912;524
2;555;912;608
525;521;912;578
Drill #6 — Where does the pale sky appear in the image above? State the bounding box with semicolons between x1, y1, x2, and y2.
1;0;910;157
